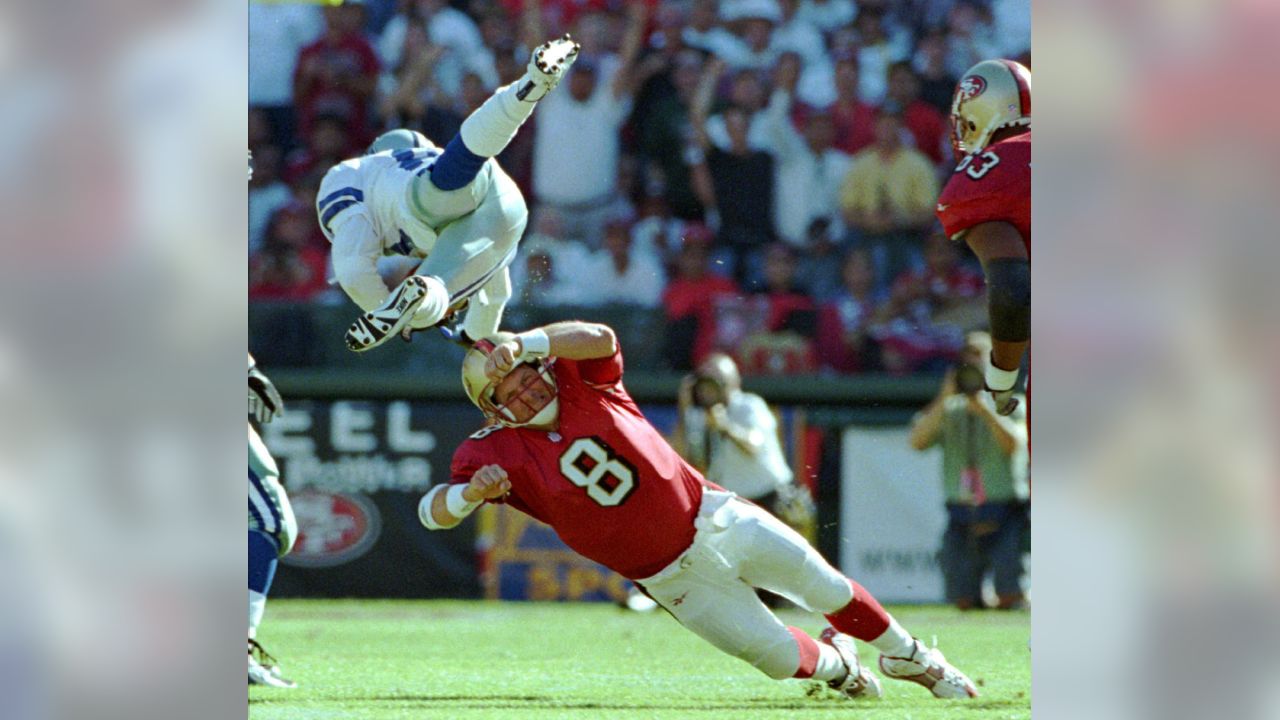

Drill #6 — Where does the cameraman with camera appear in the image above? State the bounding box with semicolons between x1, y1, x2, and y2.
909;332;1029;610
672;354;814;539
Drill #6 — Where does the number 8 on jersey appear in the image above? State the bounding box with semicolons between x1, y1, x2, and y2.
559;437;637;507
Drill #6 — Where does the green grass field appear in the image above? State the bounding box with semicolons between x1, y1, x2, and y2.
250;600;1029;720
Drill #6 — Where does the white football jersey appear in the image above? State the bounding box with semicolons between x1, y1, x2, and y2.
316;147;445;259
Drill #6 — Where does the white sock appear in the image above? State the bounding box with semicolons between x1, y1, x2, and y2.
811;643;848;683
408;275;451;329
869;620;917;659
459;80;539;158
249;590;266;638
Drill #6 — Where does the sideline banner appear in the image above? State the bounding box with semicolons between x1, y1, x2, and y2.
840;427;948;603
259;400;484;598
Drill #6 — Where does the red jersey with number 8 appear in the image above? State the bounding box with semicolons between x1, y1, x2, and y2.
450;349;711;579
936;132;1031;251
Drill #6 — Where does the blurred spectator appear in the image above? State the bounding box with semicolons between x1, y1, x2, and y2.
944;1;1001;81
585;218;666;307
912;28;960;115
499;0;639;38
764;54;851;248
293;1;380;149
884;61;948;166
850;4;912;106
631;195;688;266
825;55;877;156
249;1;324;150
378;26;451;129
794;218;844;301
739;244;818;374
908;331;1029;610
282;112;358;188
532;5;646;246
662;236;740;371
816;248;887;373
772;0;833;107
991;0;1032;58
247;144;293;255
796;0;855;34
688;65;776;276
717;0;782;70
378;0;497;102
681;0;742;58
875;231;985;374
249;202;332;302
704;68;770;152
508;216;596;309
636;49;706;221
839;109;939;283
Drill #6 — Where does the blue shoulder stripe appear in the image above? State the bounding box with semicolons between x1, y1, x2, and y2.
321;199;358;229
318;186;364;212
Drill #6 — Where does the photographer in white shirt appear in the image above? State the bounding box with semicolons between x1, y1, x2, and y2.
672;354;813;535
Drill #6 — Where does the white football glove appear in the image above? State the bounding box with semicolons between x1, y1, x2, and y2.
248;365;284;424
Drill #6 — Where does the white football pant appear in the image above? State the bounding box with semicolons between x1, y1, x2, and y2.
637;490;855;679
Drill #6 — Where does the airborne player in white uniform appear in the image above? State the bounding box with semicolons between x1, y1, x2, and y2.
317;37;580;351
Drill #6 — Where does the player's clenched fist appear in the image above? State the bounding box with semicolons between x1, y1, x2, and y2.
483;340;522;382
464;464;511;502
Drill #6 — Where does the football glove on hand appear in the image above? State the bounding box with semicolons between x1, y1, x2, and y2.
248;365;284;424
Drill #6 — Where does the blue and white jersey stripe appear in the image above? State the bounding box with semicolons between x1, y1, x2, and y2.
316;148;443;256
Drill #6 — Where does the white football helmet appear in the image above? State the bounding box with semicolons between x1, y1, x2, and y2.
949;59;1031;157
461;333;559;428
365;128;433;155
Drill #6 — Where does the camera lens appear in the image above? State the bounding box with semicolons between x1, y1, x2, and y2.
955;364;985;394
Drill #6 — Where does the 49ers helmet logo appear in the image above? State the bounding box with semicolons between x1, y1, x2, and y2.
958;74;987;100
284;490;382;568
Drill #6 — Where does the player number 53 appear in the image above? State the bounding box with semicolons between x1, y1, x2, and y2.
559;437;637;507
957;150;1000;179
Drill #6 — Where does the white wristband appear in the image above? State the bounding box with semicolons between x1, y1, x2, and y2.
445;483;483;517
985;357;1019;392
514;329;551;361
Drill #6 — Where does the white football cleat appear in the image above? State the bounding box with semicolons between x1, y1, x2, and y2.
819;627;883;699
878;638;978;698
248;640;297;688
345;275;430;352
517;34;580;102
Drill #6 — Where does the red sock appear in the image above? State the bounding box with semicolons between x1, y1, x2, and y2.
823;579;891;642
787;626;820;679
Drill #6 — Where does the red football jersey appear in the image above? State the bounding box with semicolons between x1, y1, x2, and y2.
936;132;1031;252
450;349;711;579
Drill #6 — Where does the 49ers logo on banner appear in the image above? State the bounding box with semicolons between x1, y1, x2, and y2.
958;74;987;100
284;490;382;568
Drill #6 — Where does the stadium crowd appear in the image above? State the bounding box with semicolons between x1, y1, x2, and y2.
249;0;1030;375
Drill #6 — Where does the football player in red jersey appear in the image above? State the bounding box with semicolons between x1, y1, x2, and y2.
936;59;1031;416
418;321;978;699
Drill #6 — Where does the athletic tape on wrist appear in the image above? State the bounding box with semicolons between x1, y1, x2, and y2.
985;357;1019;392
446;483;483;517
514;329;551;361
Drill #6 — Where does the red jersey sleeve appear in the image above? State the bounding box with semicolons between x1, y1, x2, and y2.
559;344;624;390
449;430;513;504
935;133;1031;247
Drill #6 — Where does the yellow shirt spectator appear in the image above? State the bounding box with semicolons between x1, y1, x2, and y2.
839;112;940;234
